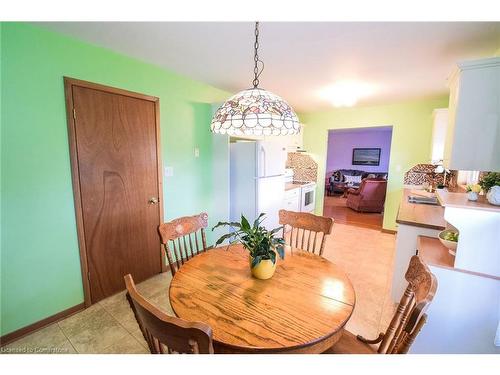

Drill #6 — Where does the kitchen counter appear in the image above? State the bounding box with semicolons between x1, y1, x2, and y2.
396;189;446;230
417;235;455;269
392;188;447;302
417;235;499;280
285;183;302;191
436;188;499;278
436;188;500;212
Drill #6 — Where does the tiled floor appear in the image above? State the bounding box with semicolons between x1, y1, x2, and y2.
2;223;396;354
323;194;384;230
324;223;397;339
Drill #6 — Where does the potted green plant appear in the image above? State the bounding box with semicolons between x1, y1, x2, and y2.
465;183;481;201
213;213;285;280
479;172;500;206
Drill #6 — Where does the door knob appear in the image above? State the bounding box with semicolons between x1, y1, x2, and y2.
148;197;159;205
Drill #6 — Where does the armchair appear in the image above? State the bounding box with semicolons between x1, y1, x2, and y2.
346;178;387;213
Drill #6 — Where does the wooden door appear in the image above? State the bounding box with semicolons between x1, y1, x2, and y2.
65;78;163;304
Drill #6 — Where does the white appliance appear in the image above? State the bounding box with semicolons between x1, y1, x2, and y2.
230;141;287;230
300;183;316;212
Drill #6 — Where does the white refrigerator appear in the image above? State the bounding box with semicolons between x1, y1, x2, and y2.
230;141;287;231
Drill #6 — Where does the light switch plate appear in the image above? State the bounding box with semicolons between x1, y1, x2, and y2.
164;166;174;177
194;147;200;158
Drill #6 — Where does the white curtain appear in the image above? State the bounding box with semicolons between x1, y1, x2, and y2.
457;170;480;185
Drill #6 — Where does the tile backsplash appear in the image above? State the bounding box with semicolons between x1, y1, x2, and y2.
286;152;318;182
403;163;456;187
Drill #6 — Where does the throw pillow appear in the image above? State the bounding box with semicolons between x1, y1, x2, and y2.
344;175;362;184
332;171;342;182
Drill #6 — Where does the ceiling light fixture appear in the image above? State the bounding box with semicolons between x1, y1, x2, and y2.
318;80;377;108
210;22;300;136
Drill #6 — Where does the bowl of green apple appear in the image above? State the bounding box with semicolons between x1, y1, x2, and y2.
438;230;459;255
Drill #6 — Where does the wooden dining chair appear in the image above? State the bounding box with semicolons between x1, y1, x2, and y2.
325;255;437;354
124;274;214;354
279;209;334;256
158;212;208;276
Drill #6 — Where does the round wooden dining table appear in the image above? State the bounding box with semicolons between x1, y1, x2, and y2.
169;244;356;354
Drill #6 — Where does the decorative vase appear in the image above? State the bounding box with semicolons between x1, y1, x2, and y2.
467;191;478;201
486;186;500;206
249;256;277;280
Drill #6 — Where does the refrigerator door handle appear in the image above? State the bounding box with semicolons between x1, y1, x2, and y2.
260;145;266;177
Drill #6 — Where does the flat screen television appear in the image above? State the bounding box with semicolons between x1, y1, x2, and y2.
352;148;381;166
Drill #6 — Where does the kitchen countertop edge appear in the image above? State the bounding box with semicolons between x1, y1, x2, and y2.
396;189;446;230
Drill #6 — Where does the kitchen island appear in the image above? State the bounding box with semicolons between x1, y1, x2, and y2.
392;188;500;353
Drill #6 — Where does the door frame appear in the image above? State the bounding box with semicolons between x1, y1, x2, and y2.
322;125;393;230
63;77;165;307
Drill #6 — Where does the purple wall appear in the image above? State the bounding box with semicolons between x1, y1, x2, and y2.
326;127;393;173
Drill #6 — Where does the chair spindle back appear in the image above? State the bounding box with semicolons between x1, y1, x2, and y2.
158;212;208;276
378;255;437;354
279;210;334;256
124;274;213;354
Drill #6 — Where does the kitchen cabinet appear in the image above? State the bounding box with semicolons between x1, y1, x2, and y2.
227;124;304;152
444;57;500;171
430;108;448;164
285;124;304;152
284;188;301;212
231;125;303;149
412;236;500;353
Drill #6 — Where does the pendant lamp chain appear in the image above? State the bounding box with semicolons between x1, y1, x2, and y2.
210;22;299;136
252;22;264;88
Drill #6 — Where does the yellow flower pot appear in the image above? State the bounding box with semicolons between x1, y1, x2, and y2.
249;256;277;280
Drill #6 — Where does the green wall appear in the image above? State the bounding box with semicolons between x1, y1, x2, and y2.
0;23;231;336
0;21;452;337
299;96;449;231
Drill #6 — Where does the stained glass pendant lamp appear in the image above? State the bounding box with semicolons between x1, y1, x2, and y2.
210;22;300;136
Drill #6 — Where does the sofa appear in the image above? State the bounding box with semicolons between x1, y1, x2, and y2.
346;178;387;213
326;169;387;195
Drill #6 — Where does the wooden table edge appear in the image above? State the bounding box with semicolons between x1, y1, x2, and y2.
213;328;347;354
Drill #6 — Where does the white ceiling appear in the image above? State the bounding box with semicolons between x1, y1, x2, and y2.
39;22;500;111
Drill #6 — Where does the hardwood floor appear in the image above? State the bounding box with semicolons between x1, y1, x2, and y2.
1;223;396;354
323;194;384;230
